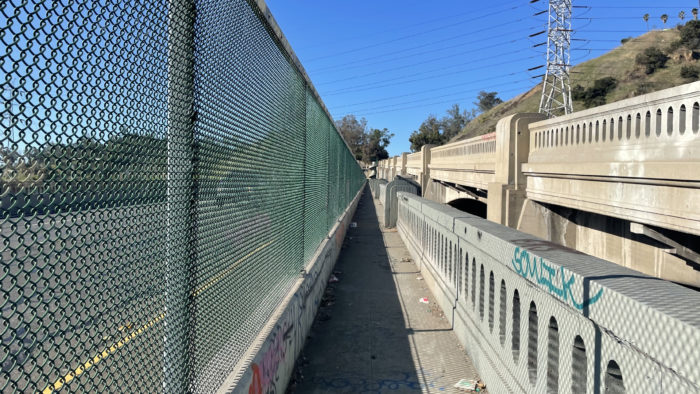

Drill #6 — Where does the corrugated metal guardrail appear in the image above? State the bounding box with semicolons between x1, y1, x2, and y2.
396;192;700;394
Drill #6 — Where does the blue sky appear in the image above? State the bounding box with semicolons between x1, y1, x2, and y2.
265;0;697;155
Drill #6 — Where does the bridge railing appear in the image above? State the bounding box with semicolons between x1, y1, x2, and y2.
406;151;423;179
524;82;700;235
428;132;497;189
391;155;400;179
528;81;700;164
0;0;365;392
397;192;700;394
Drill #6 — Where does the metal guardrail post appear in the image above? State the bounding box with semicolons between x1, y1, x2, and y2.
166;0;195;391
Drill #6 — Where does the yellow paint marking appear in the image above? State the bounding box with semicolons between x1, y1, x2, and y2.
43;240;273;393
42;313;165;394
191;240;273;297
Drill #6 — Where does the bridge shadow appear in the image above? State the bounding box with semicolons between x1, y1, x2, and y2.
542;202;700;277
288;186;444;393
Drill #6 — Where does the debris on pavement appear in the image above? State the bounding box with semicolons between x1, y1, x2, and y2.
400;257;412;262
321;287;336;307
416;276;423;280
454;379;486;392
419;297;429;304
350;222;357;228
329;274;340;283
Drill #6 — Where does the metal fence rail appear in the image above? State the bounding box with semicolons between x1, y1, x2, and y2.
0;0;364;392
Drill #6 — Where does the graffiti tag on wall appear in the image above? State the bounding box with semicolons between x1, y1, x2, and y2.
248;322;293;394
245;245;331;394
510;247;603;310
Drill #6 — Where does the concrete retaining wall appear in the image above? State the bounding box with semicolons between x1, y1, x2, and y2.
396;192;700;394
373;179;387;200
219;185;365;393
383;178;419;228
368;178;388;201
378;183;388;204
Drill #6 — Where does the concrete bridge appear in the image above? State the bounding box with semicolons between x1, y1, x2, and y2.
377;83;700;288
1;0;699;393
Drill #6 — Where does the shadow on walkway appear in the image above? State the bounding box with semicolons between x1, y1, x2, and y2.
288;186;480;393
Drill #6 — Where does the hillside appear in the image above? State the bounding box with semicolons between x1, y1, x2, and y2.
452;27;699;141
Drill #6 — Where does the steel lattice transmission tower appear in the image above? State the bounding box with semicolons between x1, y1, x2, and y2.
539;0;573;117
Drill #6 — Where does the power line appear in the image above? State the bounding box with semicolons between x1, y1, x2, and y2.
331;79;533;114
328;47;660;110
305;4;530;62
575;29;648;33
297;0;525;50
343;84;536;117
307;31;654;81
315;41;534;86
329;72;524;110
301;3;695;117
334;64;679;117
576;5;696;8
330;76;532;112
310;29;675;79
309;25;536;74
322;54;539;95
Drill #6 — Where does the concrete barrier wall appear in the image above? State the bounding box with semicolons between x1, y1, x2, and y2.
396;192;700;394
379;183;388;204
373;179;387;200
219;185;364;393
383;178;419;228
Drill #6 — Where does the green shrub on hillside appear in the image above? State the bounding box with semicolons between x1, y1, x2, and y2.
571;77;618;108
571;84;585;101
680;65;699;79
679;20;700;49
635;47;669;74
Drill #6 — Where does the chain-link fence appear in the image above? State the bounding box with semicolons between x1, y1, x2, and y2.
0;0;365;392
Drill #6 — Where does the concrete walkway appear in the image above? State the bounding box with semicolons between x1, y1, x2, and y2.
289;186;482;393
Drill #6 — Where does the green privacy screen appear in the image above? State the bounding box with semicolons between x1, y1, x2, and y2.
0;0;365;392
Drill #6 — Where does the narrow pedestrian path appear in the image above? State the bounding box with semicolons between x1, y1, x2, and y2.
289;186;482;393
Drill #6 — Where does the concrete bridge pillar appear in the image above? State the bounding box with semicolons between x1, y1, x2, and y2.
420;144;434;197
486;113;546;227
400;152;407;177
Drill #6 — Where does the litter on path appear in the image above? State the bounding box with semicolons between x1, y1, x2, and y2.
350;222;357;228
329;275;339;283
419;297;429;304
454;379;486;392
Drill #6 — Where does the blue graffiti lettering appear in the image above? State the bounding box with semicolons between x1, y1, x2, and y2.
511;247;602;310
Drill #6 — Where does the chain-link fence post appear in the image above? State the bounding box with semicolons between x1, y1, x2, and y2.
166;0;195;391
